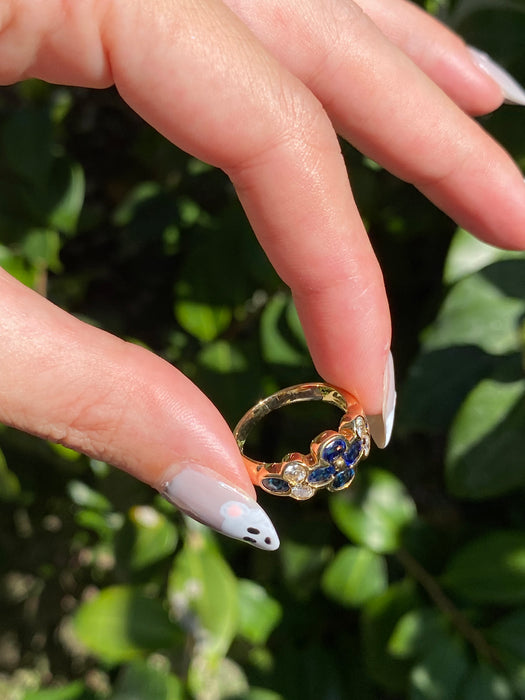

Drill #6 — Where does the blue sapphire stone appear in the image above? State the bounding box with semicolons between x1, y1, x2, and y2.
320;437;348;464
345;440;363;466
307;464;336;486
332;468;355;490
261;477;291;495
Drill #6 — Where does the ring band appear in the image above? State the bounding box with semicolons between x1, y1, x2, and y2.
234;383;370;500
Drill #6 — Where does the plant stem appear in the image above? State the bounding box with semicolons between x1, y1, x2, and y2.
397;547;498;663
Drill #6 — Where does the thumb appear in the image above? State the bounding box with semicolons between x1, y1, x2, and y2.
0;270;279;551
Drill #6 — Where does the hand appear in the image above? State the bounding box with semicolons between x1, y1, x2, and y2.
1;0;524;549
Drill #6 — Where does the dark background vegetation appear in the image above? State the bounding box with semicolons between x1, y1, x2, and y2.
1;0;525;698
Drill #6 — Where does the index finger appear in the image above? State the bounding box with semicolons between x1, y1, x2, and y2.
1;0;391;425
223;0;525;251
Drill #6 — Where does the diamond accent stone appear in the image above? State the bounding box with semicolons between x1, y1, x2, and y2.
283;462;308;486
291;484;315;500
354;415;367;438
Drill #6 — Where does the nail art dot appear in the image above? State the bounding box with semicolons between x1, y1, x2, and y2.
265;537;272;545
247;527;260;534
243;536;257;543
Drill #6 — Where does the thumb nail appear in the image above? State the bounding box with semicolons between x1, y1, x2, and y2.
162;464;279;551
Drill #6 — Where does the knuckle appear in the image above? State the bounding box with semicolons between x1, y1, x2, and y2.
46;387;128;463
227;78;332;179
305;0;370;86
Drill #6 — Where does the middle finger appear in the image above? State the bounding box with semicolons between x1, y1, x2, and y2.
224;0;525;250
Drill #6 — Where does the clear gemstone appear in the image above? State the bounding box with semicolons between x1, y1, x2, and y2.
291;484;315;500
354;416;367;437
283;462;308;485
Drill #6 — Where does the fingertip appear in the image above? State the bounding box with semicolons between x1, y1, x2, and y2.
467;46;525;109
367;351;396;449
161;464;279;551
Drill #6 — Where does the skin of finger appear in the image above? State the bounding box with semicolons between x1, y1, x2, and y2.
224;0;503;116
0;0;391;414
222;0;525;251
104;0;391;410
0;270;256;496
1;0;523;252
351;0;503;115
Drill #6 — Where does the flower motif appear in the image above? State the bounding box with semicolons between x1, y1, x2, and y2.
260;416;369;500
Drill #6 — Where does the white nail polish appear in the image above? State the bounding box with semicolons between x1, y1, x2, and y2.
468;46;525;107
367;351;396;449
162;467;279;551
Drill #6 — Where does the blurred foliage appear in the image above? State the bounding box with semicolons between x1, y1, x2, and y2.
0;0;525;698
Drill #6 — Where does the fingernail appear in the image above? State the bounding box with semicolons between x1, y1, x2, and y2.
468;47;525;106
367;351;396;449
162;466;279;551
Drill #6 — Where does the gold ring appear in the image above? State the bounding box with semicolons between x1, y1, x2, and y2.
234;383;370;500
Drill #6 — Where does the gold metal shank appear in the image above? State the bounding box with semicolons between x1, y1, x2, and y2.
234;383;370;500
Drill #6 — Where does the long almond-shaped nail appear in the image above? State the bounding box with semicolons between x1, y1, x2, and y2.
468;47;525;106
162;466;279;551
367;351;396;449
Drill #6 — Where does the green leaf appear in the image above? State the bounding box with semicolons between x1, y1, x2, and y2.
442;531;525;605
67;480;112;512
49;443;82;462
236;579;282;646
260;293;310;367
112;182;162;226
173;216;256;342
23;682;88;700
198;339;248;373
110;661;183;700
422;263;525;355
444;228;525;285
446;379;525;499
1;108;53;183
388;609;450;660
489;609;525;661
49;88;74;126
362;579;418;692
322;545;387;607
285;297;308;350
459;663;513;700
174;299;232;342
279;539;332;599
398;346;493;434
115;505;178;571
22;228;62;273
168;530;238;657
241;690;284;700
409;635;469;700
73;585;181;664
193;338;260;425
168;529;239;698
194;657;249;700
0;446;21;502
330;469;416;553
47;160;85;234
74;509;121;540
0;245;36;287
